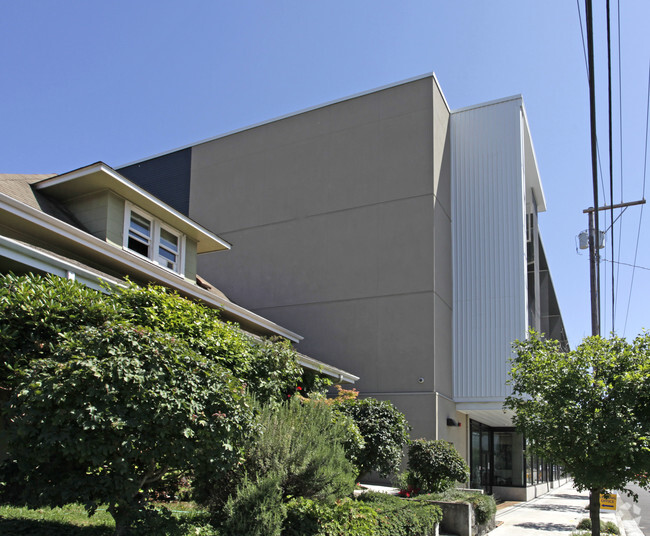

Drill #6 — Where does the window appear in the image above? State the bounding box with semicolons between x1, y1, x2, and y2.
124;204;184;275
127;211;152;256
157;227;179;271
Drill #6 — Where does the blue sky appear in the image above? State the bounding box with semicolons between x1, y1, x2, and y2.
1;1;648;347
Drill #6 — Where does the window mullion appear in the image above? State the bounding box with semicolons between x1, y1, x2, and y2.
153;221;161;264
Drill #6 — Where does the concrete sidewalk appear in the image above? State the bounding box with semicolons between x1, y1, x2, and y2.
491;481;622;536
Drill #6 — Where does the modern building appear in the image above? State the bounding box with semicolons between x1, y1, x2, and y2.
119;73;567;500
0;163;358;385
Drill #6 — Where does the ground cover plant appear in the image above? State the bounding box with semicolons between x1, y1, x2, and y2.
575;518;620;535
283;493;442;536
0;502;218;535
355;492;442;536
415;489;496;525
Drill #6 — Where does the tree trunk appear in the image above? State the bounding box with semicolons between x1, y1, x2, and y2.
108;503;132;536
590;488;601;536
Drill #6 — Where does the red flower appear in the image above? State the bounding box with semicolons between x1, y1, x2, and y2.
297;386;303;391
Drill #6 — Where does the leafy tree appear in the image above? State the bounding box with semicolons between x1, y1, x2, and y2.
0;273;308;405
105;281;305;404
0;273;334;533
505;331;650;536
330;387;411;478
406;439;469;493
4;323;253;531
0;272;118;392
3;322;255;535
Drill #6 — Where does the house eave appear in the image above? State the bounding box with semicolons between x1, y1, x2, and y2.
0;192;300;342
33;162;230;253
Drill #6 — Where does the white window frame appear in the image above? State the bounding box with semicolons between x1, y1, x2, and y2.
123;202;186;276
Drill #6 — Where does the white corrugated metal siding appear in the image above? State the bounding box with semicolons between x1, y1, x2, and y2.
451;98;528;402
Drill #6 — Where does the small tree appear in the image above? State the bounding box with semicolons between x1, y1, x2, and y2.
505;331;650;536
407;439;469;493
331;387;411;479
3;323;255;535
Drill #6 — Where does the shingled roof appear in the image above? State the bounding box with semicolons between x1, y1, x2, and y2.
0;173;83;227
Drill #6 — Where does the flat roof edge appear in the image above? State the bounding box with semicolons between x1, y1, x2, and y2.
451;94;523;115
120;72;447;167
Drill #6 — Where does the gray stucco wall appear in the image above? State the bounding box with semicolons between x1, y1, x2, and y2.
188;76;453;442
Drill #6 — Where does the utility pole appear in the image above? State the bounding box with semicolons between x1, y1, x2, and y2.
585;0;600;337
583;199;646;336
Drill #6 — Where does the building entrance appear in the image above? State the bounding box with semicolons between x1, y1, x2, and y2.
470;421;526;494
470;421;492;493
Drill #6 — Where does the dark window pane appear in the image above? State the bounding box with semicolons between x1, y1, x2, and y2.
494;431;525;487
128;235;149;256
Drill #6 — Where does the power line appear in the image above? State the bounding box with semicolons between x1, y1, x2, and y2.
576;0;590;76
615;0;624;321
623;63;650;335
601;259;650;272
575;0;607;207
606;0;615;332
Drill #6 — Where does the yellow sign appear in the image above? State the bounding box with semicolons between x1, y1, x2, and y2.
600;493;617;511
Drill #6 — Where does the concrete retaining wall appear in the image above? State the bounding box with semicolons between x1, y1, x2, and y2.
427;500;496;536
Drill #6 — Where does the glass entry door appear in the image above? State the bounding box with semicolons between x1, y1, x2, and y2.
470;421;493;494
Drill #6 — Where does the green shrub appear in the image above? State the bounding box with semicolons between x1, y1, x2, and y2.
0;272;118;391
245;399;356;502
284;497;379;536
209;399;357;531
418;489;496;525
576;517;620;534
285;494;441;536
330;409;366;468
0;273;311;406
356;492;442;535
221;473;286;536
331;388;411;478
407;439;469;492
129;505;220;536
110;280;305;404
